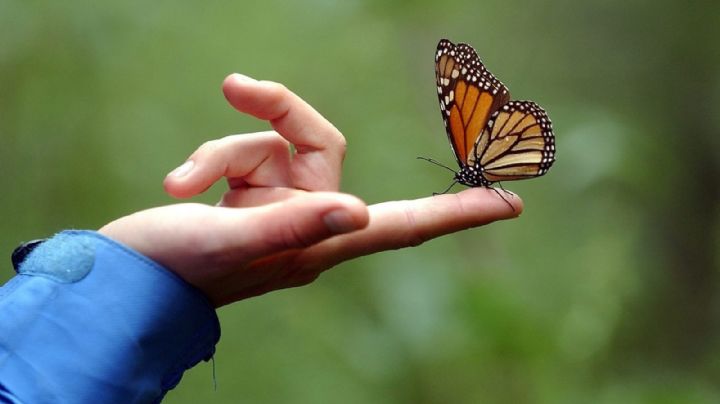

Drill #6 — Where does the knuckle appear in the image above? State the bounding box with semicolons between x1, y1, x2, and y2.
285;222;317;249
316;125;346;159
402;206;427;248
196;139;220;156
333;130;347;156
264;220;317;251
403;230;426;248
277;261;322;289
263;81;290;101
292;271;321;287
259;81;292;120
266;133;291;153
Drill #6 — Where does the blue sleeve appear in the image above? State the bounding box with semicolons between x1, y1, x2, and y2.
0;230;221;404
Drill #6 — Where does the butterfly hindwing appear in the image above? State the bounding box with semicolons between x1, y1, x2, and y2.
472;100;555;182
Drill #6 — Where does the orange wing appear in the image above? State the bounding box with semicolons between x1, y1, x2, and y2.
435;39;510;166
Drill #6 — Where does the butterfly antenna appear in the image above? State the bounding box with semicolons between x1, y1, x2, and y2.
417;156;457;174
491;183;515;212
417;156;459;195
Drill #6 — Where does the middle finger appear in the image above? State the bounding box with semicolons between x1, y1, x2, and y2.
222;73;346;191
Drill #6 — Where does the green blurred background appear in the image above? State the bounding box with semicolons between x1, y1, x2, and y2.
2;0;719;402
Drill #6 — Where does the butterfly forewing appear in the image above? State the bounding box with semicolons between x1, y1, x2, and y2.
435;39;509;166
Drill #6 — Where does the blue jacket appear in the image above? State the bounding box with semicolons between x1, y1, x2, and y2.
0;230;221;403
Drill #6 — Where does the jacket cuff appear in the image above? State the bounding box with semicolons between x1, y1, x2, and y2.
0;230;220;403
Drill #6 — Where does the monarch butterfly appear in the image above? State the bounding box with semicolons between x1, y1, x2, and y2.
424;39;555;206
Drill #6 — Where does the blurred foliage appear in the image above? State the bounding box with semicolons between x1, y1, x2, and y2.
2;0;720;403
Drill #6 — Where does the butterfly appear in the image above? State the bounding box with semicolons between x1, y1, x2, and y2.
423;39;555;207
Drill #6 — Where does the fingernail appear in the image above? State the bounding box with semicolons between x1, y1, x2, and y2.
168;160;194;177
233;73;257;83
323;210;358;234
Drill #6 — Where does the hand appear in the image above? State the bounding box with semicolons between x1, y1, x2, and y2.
99;73;523;307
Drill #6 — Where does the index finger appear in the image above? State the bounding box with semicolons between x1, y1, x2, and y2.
222;73;346;191
298;187;523;269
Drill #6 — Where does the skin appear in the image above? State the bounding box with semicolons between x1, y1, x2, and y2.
99;73;523;307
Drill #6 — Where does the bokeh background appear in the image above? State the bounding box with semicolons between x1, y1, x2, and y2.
2;1;719;403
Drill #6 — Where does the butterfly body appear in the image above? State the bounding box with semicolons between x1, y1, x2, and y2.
455;165;492;188
433;39;555;193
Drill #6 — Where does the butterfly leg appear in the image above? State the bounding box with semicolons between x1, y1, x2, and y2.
433;180;458;196
489;184;515;212
496;182;515;197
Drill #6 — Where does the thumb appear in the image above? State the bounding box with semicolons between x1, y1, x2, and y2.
221;192;369;260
